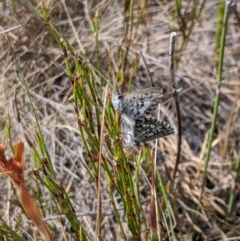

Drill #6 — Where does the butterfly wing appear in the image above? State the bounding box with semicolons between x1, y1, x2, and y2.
122;87;163;119
133;116;174;145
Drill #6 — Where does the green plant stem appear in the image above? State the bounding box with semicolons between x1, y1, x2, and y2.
227;102;240;215
202;0;230;194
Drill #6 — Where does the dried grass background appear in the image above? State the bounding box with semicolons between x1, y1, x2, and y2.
0;0;240;240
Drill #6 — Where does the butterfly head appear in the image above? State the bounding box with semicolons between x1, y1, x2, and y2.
111;93;123;111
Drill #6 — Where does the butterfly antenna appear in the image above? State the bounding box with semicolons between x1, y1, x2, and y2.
140;51;154;87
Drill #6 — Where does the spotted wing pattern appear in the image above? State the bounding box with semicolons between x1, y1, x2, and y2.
112;87;163;119
132;116;174;145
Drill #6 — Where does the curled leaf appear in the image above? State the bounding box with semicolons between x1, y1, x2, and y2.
0;142;53;241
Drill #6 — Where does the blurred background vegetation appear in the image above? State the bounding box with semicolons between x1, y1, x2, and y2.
0;0;240;240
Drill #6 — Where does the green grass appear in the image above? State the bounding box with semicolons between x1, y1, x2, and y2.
0;0;240;240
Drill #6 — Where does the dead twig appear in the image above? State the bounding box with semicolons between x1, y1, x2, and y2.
169;32;182;182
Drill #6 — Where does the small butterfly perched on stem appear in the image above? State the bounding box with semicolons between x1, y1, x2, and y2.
112;87;163;120
112;87;174;145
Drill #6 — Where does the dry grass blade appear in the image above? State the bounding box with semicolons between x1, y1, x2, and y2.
0;0;240;240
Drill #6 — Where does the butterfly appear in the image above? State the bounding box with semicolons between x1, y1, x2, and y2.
112;87;163;120
129;116;174;146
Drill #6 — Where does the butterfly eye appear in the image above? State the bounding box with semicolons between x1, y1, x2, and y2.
117;94;123;100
